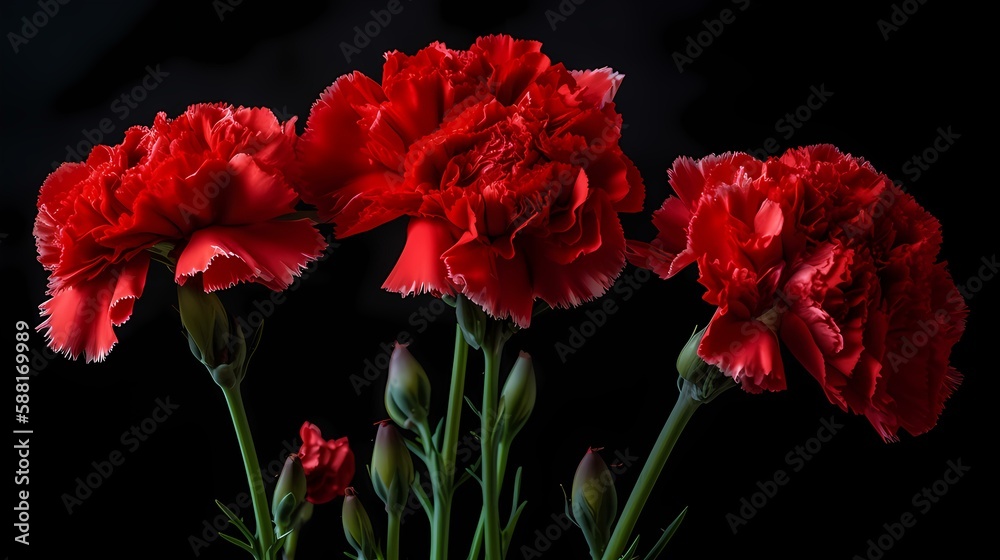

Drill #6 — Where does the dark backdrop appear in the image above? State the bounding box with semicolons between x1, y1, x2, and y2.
3;1;994;559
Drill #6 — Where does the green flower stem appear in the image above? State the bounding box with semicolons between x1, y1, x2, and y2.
284;529;300;560
481;336;504;560
431;325;470;560
387;510;402;560
430;486;449;560
443;325;470;476
221;385;274;558
466;435;513;560
601;380;702;560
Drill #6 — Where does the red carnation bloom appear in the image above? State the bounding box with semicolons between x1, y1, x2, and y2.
628;145;966;440
298;421;355;504
296;34;644;327
35;103;326;362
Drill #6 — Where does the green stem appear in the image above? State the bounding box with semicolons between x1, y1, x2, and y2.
431;325;470;560
442;324;470;485
221;385;274;558
387;510;402;560
601;380;702;560
284;529;300;560
431;487;449;560
481;336;503;560
467;436;512;560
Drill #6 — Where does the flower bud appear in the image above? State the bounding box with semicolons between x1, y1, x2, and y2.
570;448;617;557
676;325;736;402
385;343;431;431
272;454;307;533
456;294;488;349
342;488;379;560
676;325;707;382
499;351;536;441
177;281;246;388
370;422;414;514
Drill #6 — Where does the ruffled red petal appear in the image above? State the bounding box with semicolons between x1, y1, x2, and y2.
382;218;457;297
175;221;326;292
37;255;149;362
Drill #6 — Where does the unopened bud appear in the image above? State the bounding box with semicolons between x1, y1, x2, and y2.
177;281;246;387
456;294;488;349
343;488;379;560
272;454;307;533
677;325;735;402
385;343;431;431
370;422;414;514
570;448;617;557
499;351;536;441
676;325;707;382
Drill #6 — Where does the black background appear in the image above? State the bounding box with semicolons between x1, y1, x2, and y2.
3;1;995;559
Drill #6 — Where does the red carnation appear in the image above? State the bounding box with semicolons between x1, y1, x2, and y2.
296;34;644;327
628;145;967;440
35;103;326;362
298;422;355;504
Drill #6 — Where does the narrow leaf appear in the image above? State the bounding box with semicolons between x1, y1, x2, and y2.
642;506;689;560
215;499;256;544
219;532;258;558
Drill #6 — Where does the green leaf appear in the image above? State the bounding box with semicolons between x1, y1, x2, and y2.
456;455;483;489
508;466;524;525
501;500;527;558
642;506;688;560
464;467;484;487
560;484;580;529
503;467;527;548
243;321;266;376
275;528;295;541
219;532;258;558
215;499;256;544
432;417;445;451
619;535;640;560
464;396;482;418
411;473;434;519
266;530;294;558
403;438;428;464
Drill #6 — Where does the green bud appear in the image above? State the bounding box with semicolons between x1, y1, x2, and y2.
274;492;298;535
385;343;431;431
370;422;414;514
570;448;617;557
177;282;246;388
272;454;307;533
676;325;736;403
342;488;379;560
456;294;488;349
499;351;536;441
676;325;707;382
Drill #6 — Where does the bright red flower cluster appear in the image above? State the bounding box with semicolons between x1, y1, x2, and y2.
34;103;326;362
298;421;355;504
629;145;967;440
295;34;644;327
